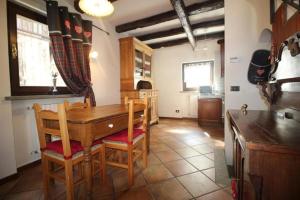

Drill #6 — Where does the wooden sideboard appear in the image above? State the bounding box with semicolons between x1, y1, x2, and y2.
198;98;222;125
119;37;159;124
228;110;300;200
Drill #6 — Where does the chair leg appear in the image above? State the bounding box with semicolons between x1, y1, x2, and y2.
127;145;134;187
101;145;106;183
142;135;148;168
65;160;74;200
42;155;49;200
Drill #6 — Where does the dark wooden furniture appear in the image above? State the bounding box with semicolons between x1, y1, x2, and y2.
44;104;147;197
218;39;224;77
227;2;300;199
228;110;300;200
198;98;222;124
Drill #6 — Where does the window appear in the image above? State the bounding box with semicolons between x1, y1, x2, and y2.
7;2;69;95
182;61;214;91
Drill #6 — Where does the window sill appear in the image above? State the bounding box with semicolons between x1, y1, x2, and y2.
5;94;82;101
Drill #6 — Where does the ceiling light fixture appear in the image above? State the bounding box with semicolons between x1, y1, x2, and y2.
79;0;114;17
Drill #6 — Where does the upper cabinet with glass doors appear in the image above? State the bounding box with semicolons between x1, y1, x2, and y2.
120;37;153;91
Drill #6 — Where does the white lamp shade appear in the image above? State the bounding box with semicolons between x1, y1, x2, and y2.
79;0;114;17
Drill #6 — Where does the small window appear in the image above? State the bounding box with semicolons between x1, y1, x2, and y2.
7;2;69;95
182;61;214;91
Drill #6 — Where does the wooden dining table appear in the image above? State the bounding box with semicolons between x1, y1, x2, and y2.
65;104;147;197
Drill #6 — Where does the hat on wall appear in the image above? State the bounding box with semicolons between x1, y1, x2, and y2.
247;50;271;84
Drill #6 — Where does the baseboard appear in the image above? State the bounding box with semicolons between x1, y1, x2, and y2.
159;116;197;121
17;159;41;172
0;159;41;185
0;173;19;185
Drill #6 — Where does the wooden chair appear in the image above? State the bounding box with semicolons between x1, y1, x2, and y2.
33;103;103;200
102;96;148;186
64;98;91;111
64;98;106;183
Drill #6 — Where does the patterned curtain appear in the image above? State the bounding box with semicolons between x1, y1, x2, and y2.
46;1;96;106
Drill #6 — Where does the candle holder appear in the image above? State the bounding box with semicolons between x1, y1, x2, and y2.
49;72;59;95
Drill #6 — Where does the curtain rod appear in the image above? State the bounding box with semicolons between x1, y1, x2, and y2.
39;0;110;35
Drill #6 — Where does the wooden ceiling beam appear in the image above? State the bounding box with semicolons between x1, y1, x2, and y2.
137;18;224;41
170;0;195;48
148;31;224;49
115;0;224;33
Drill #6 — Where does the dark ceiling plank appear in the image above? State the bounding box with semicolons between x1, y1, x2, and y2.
137;18;224;41
148;31;224;49
115;0;224;33
170;0;195;48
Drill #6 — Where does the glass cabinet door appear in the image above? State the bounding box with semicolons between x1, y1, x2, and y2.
134;49;144;78
144;54;151;78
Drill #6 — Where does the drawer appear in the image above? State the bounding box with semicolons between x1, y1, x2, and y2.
93;111;144;138
93;115;128;138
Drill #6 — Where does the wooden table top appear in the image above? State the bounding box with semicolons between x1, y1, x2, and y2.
67;104;145;124
228;109;300;153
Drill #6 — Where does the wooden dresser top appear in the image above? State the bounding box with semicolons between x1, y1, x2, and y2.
228;109;300;153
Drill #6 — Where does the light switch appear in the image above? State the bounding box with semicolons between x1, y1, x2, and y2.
230;57;240;63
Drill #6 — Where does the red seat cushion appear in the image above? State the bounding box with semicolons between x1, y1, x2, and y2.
45;139;103;156
103;128;144;144
46;140;83;156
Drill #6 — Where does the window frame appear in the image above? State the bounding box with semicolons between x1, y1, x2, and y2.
7;1;70;96
182;60;214;91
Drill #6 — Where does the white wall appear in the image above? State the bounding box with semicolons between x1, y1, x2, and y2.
0;0;121;176
224;0;271;165
152;39;223;118
0;0;18;179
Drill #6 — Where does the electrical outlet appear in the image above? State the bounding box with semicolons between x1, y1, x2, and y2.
230;86;240;92
175;110;180;113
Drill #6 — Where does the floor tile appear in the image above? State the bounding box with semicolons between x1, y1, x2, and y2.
165;141;188;149
183;138;207;146
196;189;232;200
186;156;214;171
164;159;198;177
192;144;214;154
9;166;43;193
147;153;162;166
0;177;19;197
4;189;43;200
150;143;172;153
202;168;215;181
116;186;154;200
177;172;220;197
175;147;201;158
204;153;214;161
143;164;174;184
112;169;146;192
155;150;182;163
149;178;192;200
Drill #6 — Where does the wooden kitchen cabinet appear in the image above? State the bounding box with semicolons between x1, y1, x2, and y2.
198;98;222;125
119;37;159;124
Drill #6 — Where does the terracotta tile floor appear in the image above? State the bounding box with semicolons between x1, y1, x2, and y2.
0;119;232;200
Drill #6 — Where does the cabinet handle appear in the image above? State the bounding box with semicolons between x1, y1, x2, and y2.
108;124;114;128
12;43;18;59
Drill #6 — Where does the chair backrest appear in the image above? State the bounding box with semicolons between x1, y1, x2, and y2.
64;98;91;111
127;96;149;143
33;103;72;158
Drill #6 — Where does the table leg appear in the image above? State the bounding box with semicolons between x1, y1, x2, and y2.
83;146;92;199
